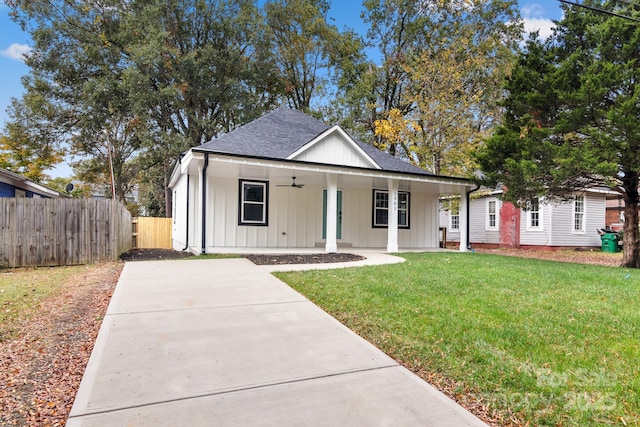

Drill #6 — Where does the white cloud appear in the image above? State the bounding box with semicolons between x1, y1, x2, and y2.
520;3;557;40
523;17;556;40
0;43;31;61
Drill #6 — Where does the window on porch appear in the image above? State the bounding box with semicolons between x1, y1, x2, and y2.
372;189;410;228
239;180;269;226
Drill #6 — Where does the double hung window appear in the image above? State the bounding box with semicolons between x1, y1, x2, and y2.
372;190;410;228
239;180;268;226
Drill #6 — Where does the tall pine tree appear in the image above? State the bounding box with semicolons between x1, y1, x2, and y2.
478;1;640;267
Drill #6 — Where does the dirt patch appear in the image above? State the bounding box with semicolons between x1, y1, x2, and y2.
0;263;122;426
120;248;195;261
119;248;365;265
475;248;624;267
246;253;365;265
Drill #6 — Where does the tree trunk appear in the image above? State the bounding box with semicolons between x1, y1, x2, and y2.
621;187;640;268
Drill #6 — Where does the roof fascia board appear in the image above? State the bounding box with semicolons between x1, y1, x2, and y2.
190;150;473;188
0;169;65;197
285;125;382;170
168;151;195;188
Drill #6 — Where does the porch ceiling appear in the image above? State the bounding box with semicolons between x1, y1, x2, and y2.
184;153;472;195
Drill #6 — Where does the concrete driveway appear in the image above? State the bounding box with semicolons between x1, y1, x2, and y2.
68;257;487;426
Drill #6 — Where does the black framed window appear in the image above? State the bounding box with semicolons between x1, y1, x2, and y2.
239;180;268;226
372;189;410;228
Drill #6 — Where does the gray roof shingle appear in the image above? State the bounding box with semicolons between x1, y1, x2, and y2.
198;107;432;176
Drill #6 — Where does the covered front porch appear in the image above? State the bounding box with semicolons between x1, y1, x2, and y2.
172;151;474;254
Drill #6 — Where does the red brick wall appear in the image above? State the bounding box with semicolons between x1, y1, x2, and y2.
499;201;520;248
606;208;623;229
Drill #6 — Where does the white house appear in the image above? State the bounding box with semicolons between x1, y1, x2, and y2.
440;189;612;249
168;107;475;254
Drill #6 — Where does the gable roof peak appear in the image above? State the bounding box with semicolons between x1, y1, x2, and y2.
197;107;433;176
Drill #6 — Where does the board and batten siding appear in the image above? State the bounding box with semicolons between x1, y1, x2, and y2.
207;177;322;248
199;177;440;250
171;172;189;250
291;133;374;168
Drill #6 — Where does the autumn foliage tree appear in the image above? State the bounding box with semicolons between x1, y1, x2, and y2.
341;0;521;176
0;96;64;183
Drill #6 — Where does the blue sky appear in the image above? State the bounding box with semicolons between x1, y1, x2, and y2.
0;0;563;178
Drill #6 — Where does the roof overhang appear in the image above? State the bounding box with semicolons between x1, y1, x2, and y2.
0;168;69;198
172;149;474;195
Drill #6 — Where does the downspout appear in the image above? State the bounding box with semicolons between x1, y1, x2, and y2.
181;174;190;251
466;184;481;250
201;153;209;255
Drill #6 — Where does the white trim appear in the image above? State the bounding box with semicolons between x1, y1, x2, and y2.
286;125;382;169
167;150;196;188
0;168;67;198
373;189;410;228
486;198;499;231
386;179;399;252
572;194;586;234
325;174;338;253
525;197;544;231
449;206;460;231
182;152;473;191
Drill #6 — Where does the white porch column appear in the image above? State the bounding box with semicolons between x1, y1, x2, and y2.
387;178;399;252
325;174;338;253
459;188;469;252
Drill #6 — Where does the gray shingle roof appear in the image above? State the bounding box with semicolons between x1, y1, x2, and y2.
198;107;432;176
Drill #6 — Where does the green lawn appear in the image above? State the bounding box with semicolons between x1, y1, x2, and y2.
0;265;89;341
276;252;640;426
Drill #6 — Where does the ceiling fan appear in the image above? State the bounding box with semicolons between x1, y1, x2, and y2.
277;176;305;189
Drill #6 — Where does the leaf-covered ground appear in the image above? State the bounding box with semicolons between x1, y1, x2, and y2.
476;248;623;267
0;263;122;426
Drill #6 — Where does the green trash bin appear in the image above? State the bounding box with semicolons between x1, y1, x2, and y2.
601;233;619;253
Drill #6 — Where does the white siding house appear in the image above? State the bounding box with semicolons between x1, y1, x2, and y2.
441;190;609;249
169;108;474;254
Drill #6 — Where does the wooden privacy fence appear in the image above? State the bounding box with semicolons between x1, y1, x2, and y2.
132;217;172;249
0;198;132;267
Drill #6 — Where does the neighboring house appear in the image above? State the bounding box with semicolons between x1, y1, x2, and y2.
440;188;613;250
71;179;140;205
0;168;69;199
605;194;624;231
169;107;475;254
